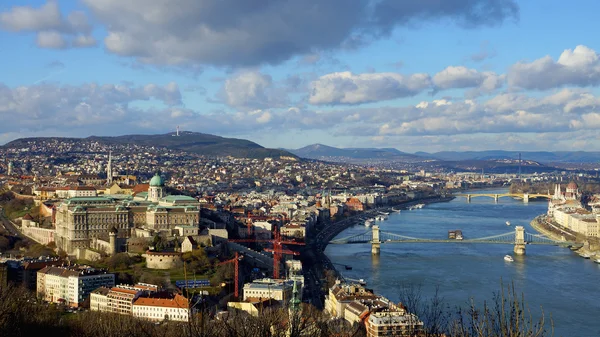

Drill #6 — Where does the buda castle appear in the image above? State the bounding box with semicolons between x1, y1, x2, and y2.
54;172;201;256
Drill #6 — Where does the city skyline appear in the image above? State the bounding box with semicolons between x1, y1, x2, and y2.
1;0;600;152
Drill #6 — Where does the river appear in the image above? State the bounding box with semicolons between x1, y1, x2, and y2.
325;188;600;337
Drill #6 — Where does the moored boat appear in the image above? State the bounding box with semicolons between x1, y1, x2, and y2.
504;255;514;262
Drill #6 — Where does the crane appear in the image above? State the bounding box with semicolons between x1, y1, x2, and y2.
230;225;304;279
217;252;243;298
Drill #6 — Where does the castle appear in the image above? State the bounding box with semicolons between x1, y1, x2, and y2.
54;172;200;257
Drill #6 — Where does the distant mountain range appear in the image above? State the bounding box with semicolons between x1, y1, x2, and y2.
288;144;600;164
287;144;422;163
418;151;600;163
3;132;295;159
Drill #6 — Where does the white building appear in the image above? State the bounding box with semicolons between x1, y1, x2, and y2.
91;283;159;314
68;186;98;198
37;266;115;307
366;311;424;337
132;294;189;322
243;278;294;301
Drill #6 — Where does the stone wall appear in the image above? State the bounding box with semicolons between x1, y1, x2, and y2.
144;251;183;270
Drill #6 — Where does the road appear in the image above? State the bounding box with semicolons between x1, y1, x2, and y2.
0;207;31;245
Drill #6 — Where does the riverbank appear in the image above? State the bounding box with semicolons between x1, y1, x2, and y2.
300;195;455;308
530;215;600;258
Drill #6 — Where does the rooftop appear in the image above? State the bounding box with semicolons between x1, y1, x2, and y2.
133;294;188;309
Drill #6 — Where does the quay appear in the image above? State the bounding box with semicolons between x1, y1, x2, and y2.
300;195;454;308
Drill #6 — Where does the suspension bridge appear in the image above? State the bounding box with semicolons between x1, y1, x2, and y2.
329;225;582;255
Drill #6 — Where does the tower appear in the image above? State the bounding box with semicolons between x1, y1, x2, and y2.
518;152;522;178
106;151;113;185
514;226;526;255
109;227;118;256
371;225;381;255
149;172;165;202
176;125;180;136
287;280;302;337
7;161;12;176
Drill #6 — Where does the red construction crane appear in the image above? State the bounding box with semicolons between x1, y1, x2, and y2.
230;225;304;279
218;252;243;298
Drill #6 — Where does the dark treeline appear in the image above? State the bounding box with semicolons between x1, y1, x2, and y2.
0;282;554;337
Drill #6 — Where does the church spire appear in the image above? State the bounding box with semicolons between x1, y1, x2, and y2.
289;280;301;312
107;150;113;185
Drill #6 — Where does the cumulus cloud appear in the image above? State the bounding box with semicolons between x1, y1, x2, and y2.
221;71;279;109
433;66;504;94
309;71;431;105
508;45;600;90
2;79;600;150
0;1;94;49
376;91;600;136
0;82;182;133
36;31;67;49
76;0;518;67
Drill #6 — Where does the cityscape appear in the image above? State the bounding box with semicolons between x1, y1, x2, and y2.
1;1;600;337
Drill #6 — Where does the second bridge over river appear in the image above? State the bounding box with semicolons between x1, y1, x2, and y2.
454;192;551;202
329;225;582;256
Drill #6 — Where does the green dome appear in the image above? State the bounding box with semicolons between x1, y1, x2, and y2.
149;173;164;187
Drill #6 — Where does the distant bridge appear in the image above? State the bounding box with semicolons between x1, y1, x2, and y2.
454;193;552;202
330;225;582;255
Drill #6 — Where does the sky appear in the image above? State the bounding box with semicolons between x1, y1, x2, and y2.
1;0;600;153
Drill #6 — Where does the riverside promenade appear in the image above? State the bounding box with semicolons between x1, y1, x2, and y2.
531;214;600;257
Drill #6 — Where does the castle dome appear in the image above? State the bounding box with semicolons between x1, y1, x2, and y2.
567;181;578;190
149;173;164;187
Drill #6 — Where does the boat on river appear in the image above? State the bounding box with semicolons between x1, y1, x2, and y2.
365;219;374;227
506;221;511;226
375;214;388;221
504;255;514;262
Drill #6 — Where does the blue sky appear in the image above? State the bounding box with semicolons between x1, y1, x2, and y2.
1;0;600;152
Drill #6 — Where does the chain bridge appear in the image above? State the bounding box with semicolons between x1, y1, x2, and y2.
454;192;552;202
329;225;582;255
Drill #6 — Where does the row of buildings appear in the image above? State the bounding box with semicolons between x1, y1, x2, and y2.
547;182;600;237
325;280;423;337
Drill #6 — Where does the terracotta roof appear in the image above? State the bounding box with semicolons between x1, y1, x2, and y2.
133;294;188;309
110;287;139;295
22;213;34;220
132;184;149;193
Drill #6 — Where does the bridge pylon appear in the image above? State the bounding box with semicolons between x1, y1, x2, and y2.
494;194;498;202
466;194;471;202
371;225;381;255
514;226;526;255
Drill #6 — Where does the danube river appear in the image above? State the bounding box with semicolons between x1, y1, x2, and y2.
326;189;600;337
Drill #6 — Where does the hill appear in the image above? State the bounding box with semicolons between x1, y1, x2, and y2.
288;144;422;163
3;132;295;159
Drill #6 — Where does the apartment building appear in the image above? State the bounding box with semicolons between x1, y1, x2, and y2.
37;266;115;307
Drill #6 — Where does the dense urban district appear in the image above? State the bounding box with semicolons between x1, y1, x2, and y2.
1;134;599;337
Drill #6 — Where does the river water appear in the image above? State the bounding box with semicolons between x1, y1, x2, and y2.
325;189;600;337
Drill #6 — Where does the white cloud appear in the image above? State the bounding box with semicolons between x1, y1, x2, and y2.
0;1;63;32
0;1;94;49
36;31;67;49
72;35;97;47
433;66;504;96
309;71;431;105
508;45;600;90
